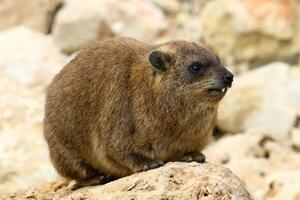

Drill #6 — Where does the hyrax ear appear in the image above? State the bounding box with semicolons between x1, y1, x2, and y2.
148;50;169;72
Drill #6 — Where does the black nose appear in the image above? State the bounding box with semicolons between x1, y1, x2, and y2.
224;72;233;86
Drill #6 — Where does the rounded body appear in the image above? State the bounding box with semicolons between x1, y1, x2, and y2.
44;38;231;186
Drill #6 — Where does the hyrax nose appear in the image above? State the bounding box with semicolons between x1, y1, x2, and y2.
223;71;233;86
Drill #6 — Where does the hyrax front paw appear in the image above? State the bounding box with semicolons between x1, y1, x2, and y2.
180;152;206;163
70;175;116;190
136;160;164;172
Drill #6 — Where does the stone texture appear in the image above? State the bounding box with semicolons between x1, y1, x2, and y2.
0;26;66;195
155;0;207;43
260;171;300;200
0;26;66;88
201;0;300;68
217;62;300;138
291;128;300;150
0;0;62;33
99;0;167;41
52;0;167;53
52;0;114;54
204;129;300;199
2;162;254;200
1;1;300;199
166;12;202;42
150;0;181;14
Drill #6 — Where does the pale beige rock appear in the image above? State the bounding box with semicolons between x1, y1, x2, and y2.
204;129;300;199
52;0;113;54
291;128;300;150
154;0;205;43
0;26;66;88
172;13;202;41
261;171;300;200
0;26;66;195
99;0;167;42
201;0;300;66
218;62;300;138
53;0;167;53
0;0;62;33
196;0;211;9
1;162;254;200
150;0;181;14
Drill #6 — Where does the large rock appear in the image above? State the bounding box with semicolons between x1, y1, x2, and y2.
52;0;167;53
52;0;113;54
217;62;300;139
164;12;203;42
154;0;208;43
201;0;300;68
204;129;300;199
260;170;300;200
0;0;62;33
0;26;66;195
2;162;253;200
94;0;167;42
0;26;66;88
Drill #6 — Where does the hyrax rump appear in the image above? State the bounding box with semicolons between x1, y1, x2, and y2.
44;37;233;188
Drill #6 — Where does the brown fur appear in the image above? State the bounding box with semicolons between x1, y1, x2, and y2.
44;37;233;187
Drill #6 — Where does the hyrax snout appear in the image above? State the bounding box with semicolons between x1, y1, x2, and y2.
44;37;233;188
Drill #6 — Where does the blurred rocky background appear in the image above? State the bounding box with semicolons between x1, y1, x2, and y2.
0;0;300;199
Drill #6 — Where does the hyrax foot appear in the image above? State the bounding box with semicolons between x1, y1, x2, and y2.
136;160;164;172
51;179;71;191
180;152;206;163
71;175;116;190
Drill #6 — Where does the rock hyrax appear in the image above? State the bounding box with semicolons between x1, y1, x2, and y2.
44;37;233;188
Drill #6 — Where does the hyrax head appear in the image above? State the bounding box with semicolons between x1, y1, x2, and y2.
148;41;233;106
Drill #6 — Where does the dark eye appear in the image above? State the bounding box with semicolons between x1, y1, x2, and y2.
188;63;205;74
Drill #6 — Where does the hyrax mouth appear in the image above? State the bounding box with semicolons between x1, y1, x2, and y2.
207;86;229;95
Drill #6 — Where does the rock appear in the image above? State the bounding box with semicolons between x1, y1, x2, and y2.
99;0;167;42
0;26;66;88
52;0;114;54
201;0;300;68
204;129;300;199
166;12;202;42
175;13;202;40
52;0;167;53
0;26;66;195
217;62;300;139
261;171;300;200
154;0;205;43
291;128;300;150
2;162;254;200
0;0;62;33
196;0;212;9
149;0;181;14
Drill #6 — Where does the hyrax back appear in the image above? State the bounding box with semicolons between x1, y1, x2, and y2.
44;37;233;188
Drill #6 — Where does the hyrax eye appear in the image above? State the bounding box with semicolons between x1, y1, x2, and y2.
188;63;205;74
